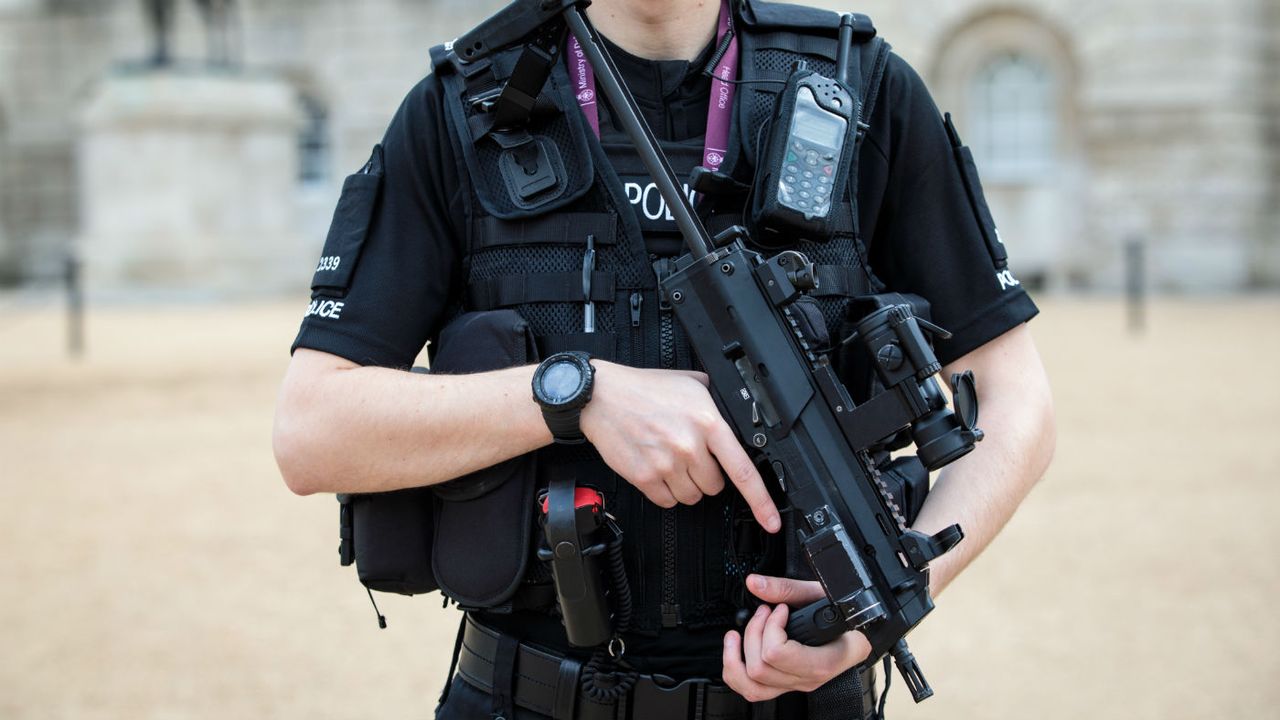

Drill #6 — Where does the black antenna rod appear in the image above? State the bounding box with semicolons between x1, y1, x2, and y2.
835;14;854;86
563;5;716;258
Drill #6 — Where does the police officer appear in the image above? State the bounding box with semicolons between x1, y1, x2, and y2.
274;0;1056;717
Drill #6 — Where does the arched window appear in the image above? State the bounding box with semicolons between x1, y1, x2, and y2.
297;94;331;187
968;53;1056;182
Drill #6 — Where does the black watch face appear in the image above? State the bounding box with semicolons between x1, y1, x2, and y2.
539;360;586;405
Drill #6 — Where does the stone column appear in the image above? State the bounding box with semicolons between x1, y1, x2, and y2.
78;70;304;297
0;132;9;282
0;0;21;283
1264;0;1280;287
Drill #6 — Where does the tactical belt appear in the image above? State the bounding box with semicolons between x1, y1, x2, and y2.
455;615;878;720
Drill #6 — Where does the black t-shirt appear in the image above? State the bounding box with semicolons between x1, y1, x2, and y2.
291;29;1039;677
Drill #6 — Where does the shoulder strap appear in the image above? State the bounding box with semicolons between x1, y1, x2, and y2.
858;39;892;137
738;0;876;40
847;38;892;293
450;0;576;64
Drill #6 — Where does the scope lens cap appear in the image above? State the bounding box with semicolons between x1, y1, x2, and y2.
951;371;979;431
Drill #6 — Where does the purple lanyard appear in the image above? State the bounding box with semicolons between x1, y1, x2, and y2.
567;0;740;173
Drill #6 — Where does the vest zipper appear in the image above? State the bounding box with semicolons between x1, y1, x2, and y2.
630;292;643;328
654;257;681;628
629;291;644;376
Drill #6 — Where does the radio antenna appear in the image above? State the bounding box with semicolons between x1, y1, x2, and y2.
836;13;854;86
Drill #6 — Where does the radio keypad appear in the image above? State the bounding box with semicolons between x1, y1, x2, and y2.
781;144;837;214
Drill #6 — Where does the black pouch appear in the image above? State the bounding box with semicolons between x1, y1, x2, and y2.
748;68;857;246
944;113;1008;269
338;310;539;604
312;145;384;297
429;311;541;608
340;487;437;595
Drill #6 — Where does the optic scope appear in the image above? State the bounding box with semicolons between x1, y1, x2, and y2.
849;303;984;470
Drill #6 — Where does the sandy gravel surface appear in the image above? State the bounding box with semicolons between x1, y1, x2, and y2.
0;296;1277;719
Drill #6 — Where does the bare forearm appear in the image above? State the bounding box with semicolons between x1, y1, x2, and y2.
273;349;551;495
911;325;1056;595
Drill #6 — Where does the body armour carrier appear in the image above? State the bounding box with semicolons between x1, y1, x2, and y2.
340;0;931;638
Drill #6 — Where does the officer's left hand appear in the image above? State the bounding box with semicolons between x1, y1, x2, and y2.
721;574;872;702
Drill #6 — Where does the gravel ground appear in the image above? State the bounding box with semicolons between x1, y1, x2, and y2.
0;296;1276;720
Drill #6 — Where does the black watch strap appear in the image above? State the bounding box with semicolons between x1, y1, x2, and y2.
543;407;586;445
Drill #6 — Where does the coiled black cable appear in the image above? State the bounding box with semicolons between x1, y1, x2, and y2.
580;524;637;703
603;528;632;634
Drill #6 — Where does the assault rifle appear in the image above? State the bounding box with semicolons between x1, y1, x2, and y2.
558;4;982;703
453;0;984;702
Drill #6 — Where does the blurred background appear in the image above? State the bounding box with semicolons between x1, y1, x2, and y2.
0;0;1276;718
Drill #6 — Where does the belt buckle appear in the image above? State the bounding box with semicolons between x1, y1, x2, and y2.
631;675;704;720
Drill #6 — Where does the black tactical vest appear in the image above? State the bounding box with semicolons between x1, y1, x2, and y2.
419;0;893;633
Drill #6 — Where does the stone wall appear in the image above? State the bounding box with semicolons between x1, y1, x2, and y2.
830;0;1275;291
237;0;489;253
0;0;501;289
0;0;1275;292
0;0;132;280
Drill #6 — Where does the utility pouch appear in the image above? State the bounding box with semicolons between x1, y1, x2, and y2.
339;487;438;595
429;310;542;609
944;113;1007;269
338;357;440;596
337;310;539;607
536;477;614;648
312;145;384;297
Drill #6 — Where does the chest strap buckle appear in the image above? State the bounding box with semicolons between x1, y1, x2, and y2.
498;134;561;202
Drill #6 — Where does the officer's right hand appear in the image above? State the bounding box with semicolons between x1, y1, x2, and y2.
580;361;782;533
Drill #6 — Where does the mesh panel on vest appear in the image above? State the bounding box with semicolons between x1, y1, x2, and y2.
468;247;578;335
787;235;863;333
754;48;837;78
466;219;623;338
478;244;582;275
747;50;839;157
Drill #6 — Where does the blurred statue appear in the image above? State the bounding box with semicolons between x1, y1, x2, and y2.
196;0;238;68
143;0;175;66
143;0;239;68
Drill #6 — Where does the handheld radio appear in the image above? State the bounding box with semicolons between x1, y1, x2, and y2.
750;66;856;245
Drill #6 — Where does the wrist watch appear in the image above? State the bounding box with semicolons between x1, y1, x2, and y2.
531;351;596;444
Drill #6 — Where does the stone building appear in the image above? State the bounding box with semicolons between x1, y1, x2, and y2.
855;0;1280;290
0;0;1276;293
